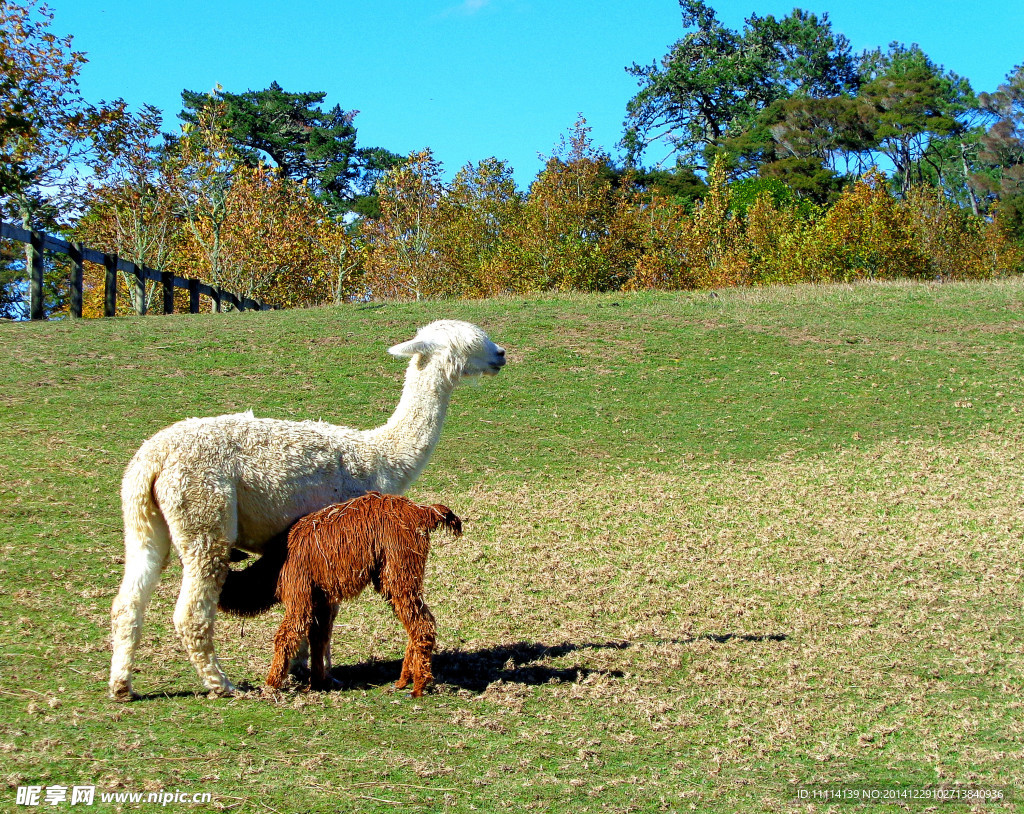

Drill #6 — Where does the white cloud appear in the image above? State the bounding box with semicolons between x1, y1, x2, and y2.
444;0;493;16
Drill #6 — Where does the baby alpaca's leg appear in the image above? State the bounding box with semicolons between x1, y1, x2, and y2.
267;602;313;689
392;594;436;697
397;639;416;691
308;597;336;691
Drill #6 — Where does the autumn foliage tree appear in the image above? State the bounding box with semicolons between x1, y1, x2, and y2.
432;157;523;296
0;0;128;316
358;149;446;300
622;157;749;290
75;104;179;314
216;163;339;307
514;117;620;291
77;91;345;313
0;0;128;227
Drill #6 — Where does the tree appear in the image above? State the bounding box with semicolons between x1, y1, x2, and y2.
623;0;858;170
163;94;239;298
609;164;707;211
858;43;975;196
975;65;1024;240
75;104;179;314
517;116;619;291
180;82;403;217
0;0;128;316
621;156;748;291
798;170;928;280
358;148;446;300
725;94;871;202
433;157;523;296
216;163;338;307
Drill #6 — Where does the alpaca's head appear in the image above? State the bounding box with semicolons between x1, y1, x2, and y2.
388;320;506;382
425;503;463;538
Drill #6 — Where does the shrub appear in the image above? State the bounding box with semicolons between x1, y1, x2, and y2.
795;171;929;282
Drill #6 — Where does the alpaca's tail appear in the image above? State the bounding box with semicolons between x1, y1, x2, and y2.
119;444;169;555
218;532;288;618
428;504;463;538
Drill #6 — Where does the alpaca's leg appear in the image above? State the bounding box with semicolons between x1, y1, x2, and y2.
109;517;172;701
397;638;416;691
322;602;339;672
173;548;234;694
308;597;335;691
288;602;338;680
392;595;436;697
396;604;421;690
159;476;239;695
268;602;313;689
289;639;311;680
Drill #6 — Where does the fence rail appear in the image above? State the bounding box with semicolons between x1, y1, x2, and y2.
2;222;276;319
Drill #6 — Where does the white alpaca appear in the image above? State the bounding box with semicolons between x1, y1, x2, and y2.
109;319;505;700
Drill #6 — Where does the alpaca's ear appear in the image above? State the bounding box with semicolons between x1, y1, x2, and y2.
388;338;438;359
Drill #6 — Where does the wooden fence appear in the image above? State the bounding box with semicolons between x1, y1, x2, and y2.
2;222;276;320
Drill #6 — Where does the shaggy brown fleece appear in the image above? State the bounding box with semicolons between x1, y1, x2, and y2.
250;492;460;696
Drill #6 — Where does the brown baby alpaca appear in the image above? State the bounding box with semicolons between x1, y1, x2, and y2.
265;492;461;696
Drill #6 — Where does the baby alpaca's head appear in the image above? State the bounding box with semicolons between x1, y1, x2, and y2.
423;503;462;538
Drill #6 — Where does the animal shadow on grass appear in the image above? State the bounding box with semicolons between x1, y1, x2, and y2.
324;632;788;695
324;640;626;694
128;632;786;700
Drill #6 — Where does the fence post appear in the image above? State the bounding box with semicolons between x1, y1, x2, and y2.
130;263;146;315
69;241;84;318
188;278;200;314
103;253;118;317
161;271;174;315
29;231;44;320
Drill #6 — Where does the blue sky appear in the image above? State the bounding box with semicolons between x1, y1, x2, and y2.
51;0;1024;187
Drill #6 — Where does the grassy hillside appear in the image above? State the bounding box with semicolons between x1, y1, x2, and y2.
1;280;1022;812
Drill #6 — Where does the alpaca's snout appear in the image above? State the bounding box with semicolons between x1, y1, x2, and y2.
487;346;506;374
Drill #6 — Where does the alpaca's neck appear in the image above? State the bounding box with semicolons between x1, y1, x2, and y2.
366;357;458;493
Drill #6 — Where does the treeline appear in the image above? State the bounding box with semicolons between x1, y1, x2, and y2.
354;122;1023;299
1;0;1023;317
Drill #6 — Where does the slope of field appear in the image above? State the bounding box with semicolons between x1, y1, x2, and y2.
1;280;1022;812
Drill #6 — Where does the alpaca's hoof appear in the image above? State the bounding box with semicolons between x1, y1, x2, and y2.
109;678;140;703
109;686;140;703
205;680;237;699
409;681;432;698
265;675;285;690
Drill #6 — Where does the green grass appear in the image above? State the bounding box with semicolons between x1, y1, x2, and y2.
1;280;1022;812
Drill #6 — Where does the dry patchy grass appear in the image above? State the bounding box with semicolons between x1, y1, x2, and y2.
86;428;1020;811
